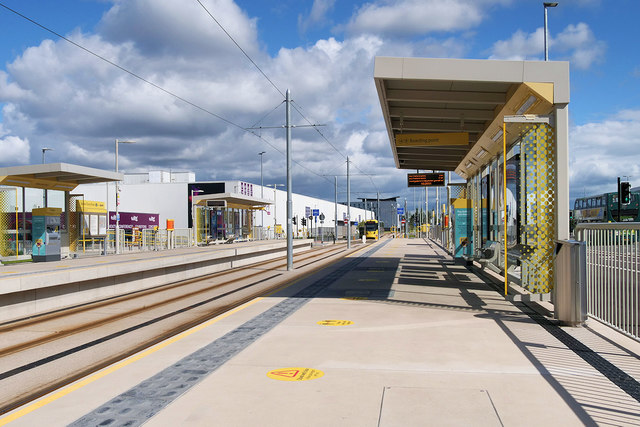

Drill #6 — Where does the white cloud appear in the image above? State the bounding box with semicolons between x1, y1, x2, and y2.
489;22;605;69
570;110;640;199
344;0;498;37
0;136;30;164
489;28;544;61
298;0;336;34
554;23;605;69
0;1;420;198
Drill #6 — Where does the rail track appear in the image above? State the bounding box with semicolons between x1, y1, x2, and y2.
0;243;353;414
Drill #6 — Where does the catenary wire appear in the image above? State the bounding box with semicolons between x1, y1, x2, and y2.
194;0;285;99
193;0;380;193
0;2;334;184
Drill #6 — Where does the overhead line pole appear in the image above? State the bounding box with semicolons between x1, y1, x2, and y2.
334;176;338;242
286;89;293;271
377;192;380;240
347;157;351;249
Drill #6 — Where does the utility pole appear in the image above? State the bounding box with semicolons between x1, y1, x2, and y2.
285;89;293;271
347;157;351;249
259;151;265;240
426;187;429;225
404;198;407;237
376;192;380;240
334;176;338;242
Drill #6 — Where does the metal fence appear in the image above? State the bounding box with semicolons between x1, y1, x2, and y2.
428;224;452;252
73;228;195;255
575;223;640;340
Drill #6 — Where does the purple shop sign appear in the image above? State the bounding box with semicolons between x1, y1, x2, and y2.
109;211;159;230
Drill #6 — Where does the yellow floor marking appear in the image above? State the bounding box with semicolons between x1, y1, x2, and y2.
0;297;264;426
0;271;19;274
375;261;389;263
341;296;368;301
358;278;379;282
317;319;353;326
0;247;351;424
267;367;324;381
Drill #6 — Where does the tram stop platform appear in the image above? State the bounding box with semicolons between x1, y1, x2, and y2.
0;239;314;323
3;237;640;426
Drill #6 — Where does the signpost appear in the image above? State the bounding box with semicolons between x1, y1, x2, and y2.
407;173;445;187
395;132;469;147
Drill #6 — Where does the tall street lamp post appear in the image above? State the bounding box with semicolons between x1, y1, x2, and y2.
41;147;53;207
544;2;558;61
259;151;265;240
115;139;135;254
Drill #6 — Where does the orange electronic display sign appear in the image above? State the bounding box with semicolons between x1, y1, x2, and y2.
407;173;445;187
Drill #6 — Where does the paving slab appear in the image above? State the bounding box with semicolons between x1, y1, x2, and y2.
3;237;640;427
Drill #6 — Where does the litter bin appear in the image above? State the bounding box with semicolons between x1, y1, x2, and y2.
554;239;587;326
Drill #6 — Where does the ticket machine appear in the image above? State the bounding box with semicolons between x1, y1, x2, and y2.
32;207;62;262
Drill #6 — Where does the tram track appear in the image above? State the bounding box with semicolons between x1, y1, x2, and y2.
0;242;355;415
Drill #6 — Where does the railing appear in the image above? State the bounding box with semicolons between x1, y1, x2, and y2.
428;224;452;252
75;228;195;255
575;223;640;341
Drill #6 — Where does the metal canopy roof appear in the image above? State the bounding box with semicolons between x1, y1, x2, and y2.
192;193;272;211
374;57;570;179
0;163;123;191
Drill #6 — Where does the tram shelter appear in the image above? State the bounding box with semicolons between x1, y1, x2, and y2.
191;192;271;243
374;57;570;295
0;163;122;259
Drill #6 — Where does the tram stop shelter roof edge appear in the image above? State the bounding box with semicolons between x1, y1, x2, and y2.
0;163;123;192
192;193;272;211
374;57;569;179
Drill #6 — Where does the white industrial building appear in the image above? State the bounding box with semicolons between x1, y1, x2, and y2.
74;171;375;241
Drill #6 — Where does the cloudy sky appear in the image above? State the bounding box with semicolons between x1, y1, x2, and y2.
0;0;639;209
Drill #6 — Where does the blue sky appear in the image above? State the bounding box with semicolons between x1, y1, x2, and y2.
0;0;639;208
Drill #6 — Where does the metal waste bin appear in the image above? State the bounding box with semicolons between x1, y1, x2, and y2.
554;239;587;326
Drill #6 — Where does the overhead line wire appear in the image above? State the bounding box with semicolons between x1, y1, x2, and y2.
194;0;285;99
0;2;333;184
194;1;380;192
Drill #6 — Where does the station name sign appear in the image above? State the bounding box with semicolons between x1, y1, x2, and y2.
407;173;445;187
396;132;469;147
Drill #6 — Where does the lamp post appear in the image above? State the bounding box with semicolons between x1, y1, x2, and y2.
41;147;53;207
191;188;204;245
115;139;135;254
544;2;558;61
270;184;284;238
42;147;53;164
259;151;265;240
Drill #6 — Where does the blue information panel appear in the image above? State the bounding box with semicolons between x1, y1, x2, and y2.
397;207;404;215
312;209;319;217
453;201;473;258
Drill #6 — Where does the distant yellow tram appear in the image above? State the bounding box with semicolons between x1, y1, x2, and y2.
363;219;379;240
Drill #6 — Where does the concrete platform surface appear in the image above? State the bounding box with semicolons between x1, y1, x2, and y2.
2;237;639;426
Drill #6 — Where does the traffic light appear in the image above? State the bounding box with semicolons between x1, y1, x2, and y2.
301;218;306;226
621;182;631;204
292;216;297;225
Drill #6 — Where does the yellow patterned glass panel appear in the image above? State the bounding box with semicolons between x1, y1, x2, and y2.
519;123;555;293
